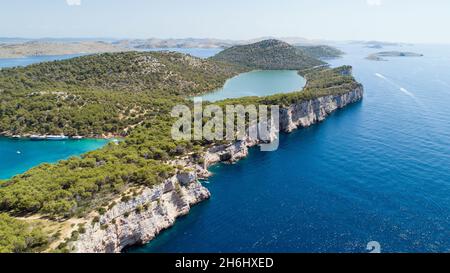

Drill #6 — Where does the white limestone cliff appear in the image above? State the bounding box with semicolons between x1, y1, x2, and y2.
72;86;363;253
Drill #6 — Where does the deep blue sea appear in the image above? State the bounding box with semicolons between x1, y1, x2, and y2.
129;44;450;253
0;138;109;180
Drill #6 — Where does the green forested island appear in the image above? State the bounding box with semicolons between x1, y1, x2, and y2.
0;39;361;253
211;39;325;70
366;51;423;61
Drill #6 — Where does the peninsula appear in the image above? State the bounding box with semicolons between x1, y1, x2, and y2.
0;39;363;253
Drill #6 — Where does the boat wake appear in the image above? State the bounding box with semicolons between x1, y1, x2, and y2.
375;73;416;99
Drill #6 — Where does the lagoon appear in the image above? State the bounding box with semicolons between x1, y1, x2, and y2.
200;70;306;102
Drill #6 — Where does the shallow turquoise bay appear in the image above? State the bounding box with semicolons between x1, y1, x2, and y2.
0;138;108;180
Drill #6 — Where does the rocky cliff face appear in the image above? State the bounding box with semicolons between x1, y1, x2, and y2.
202;86;364;173
71;86;363;253
280;87;363;132
71;172;210;253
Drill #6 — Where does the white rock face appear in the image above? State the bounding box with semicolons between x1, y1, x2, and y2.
72;172;210;253
280;87;364;132
71;87;363;253
204;86;364;168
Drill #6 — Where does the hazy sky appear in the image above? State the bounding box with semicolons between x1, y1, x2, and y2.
1;0;449;44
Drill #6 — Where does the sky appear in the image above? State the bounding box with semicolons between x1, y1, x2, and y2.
1;0;449;44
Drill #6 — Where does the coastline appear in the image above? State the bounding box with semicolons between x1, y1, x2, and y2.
0;132;124;141
70;86;364;253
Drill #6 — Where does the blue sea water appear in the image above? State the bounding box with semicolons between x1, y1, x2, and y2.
0;54;86;69
129;44;450;253
0;138;108;180
200;70;306;102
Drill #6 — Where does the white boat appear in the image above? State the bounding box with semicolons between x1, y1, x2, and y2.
30;135;46;140
72;136;84;140
46;135;69;140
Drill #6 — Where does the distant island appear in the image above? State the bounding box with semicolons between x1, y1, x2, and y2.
0;37;341;59
349;40;404;49
366;51;424;61
0;41;127;59
116;36;330;49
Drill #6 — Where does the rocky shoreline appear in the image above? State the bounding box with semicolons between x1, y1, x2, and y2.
70;86;364;253
0;132;124;141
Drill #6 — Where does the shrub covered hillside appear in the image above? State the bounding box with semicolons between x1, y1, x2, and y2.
0;51;247;136
0;214;48;253
211;39;325;70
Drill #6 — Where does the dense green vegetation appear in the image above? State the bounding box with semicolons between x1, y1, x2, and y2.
0;51;247;136
0;48;360;252
296;45;344;59
211;39;324;70
0;214;48;253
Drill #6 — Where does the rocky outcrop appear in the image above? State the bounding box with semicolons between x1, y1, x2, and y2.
202;86;364;173
280;87;363;132
71;172;210;253
71;86;363;253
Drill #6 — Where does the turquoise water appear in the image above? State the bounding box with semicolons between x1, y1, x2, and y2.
0;54;109;180
0;54;86;69
0;138;108;180
129;44;450;253
200;70;306;102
